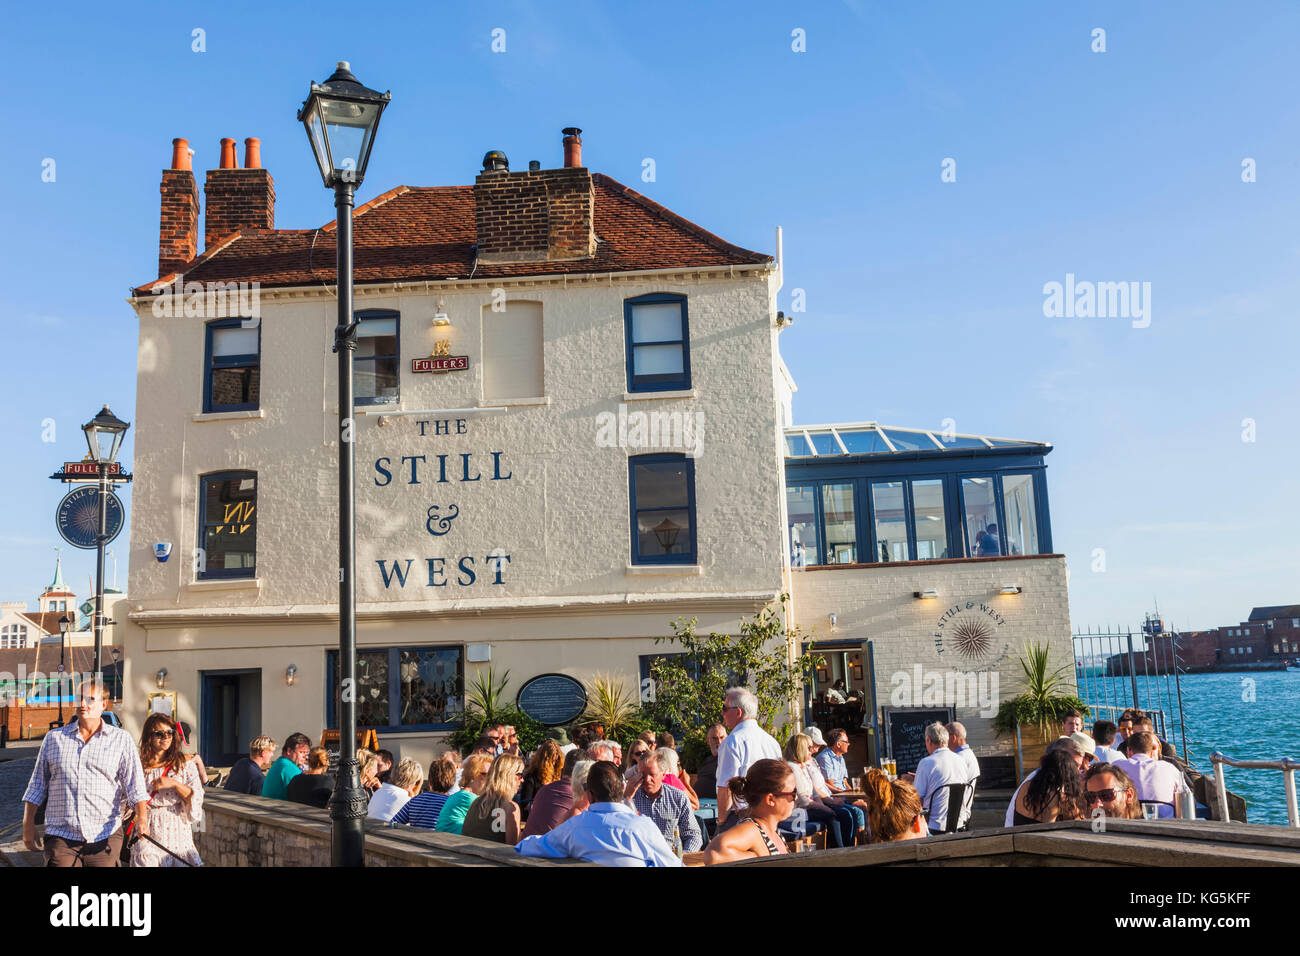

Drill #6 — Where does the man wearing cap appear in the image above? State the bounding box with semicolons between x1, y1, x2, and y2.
546;726;576;756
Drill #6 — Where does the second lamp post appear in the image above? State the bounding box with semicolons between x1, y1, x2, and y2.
298;61;391;869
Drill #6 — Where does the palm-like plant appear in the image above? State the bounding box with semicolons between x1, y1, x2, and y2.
993;641;1087;737
583;672;639;739
464;665;511;722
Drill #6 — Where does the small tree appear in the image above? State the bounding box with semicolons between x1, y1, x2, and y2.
646;594;816;748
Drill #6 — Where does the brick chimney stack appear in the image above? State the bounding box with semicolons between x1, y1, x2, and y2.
203;136;275;249
473;129;596;264
158;138;199;277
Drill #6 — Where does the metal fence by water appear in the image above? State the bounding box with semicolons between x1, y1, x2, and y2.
1072;621;1190;762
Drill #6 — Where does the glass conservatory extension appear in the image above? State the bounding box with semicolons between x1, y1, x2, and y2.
784;422;1054;567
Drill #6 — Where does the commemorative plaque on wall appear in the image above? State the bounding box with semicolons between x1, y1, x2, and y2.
516;673;587;727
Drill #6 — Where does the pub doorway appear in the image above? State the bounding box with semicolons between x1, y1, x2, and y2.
200;669;262;768
805;640;880;776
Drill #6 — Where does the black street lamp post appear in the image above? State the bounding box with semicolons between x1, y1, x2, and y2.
298;61;390;869
57;614;70;726
81;405;129;680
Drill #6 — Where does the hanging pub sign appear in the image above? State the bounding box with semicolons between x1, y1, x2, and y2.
517;673;588;727
56;486;124;550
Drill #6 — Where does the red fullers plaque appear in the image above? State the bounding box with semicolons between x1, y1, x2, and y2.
412;355;470;373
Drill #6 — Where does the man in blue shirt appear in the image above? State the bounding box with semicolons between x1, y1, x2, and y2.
815;728;867;840
516;762;682;867
261;733;311;800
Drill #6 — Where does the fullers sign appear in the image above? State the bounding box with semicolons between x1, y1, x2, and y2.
412;355;469;373
59;461;123;477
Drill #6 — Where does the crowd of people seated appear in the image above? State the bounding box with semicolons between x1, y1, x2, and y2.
214;701;1193;866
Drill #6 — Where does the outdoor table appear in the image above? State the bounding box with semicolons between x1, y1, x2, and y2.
683;851;707;867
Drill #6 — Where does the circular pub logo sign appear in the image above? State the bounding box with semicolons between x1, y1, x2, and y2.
55;486;125;550
933;600;1011;668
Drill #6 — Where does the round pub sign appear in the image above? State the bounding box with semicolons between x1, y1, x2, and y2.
56;486;124;550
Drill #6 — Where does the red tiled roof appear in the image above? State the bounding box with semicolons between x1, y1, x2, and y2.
19;612;63;636
134;173;770;294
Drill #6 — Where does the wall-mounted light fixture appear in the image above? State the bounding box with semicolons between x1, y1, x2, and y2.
913;588;939;600
432;299;452;328
286;664;298;687
998;585;1023;595
155;667;168;689
829;613;838;632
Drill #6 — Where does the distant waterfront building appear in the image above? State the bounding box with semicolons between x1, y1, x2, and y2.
120;126;1074;783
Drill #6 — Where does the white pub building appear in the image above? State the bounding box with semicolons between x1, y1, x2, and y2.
122;128;1073;784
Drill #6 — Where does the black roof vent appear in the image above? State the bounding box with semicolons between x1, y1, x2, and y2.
481;149;509;172
528;160;540;171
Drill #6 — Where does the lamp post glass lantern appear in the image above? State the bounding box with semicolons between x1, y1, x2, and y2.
300;61;390;869
80;405;129;681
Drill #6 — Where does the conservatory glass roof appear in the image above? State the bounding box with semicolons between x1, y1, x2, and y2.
783;422;1051;458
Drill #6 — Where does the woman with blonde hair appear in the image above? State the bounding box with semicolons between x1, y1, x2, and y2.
862;768;926;842
783;734;849;848
461;753;525;844
435;753;493;833
566;759;596;819
356;749;381;794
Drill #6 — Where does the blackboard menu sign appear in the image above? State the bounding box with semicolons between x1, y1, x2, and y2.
517;674;587;727
881;706;954;775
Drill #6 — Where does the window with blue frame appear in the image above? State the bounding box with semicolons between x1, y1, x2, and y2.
355;309;399;405
787;484;820;566
204;319;260;413
624;293;690;392
784;468;1048;566
197;471;257;579
327;645;464;732
629;454;696;564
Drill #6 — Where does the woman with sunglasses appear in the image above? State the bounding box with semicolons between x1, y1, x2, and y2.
702;758;795;863
1084;762;1142;819
131;714;203;866
624;740;653;780
461;753;525;845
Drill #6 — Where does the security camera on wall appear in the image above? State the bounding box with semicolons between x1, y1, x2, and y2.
154;542;172;563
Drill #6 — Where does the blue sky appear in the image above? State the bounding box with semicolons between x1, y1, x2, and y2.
2;1;1297;634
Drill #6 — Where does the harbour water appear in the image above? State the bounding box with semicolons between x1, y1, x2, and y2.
1083;671;1299;826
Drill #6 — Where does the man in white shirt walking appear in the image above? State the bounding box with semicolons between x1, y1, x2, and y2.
714;687;782;823
906;722;967;834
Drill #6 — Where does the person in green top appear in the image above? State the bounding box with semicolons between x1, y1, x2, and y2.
261;733;311;800
436;753;492;832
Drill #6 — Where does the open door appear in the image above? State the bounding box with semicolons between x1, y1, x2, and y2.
861;640;881;769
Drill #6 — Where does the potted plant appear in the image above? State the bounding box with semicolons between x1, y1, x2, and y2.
993;641;1088;779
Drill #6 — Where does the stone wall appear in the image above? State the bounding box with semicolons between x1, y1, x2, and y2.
194;789;586;867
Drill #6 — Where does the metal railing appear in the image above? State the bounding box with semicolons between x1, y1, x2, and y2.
1210;752;1300;827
